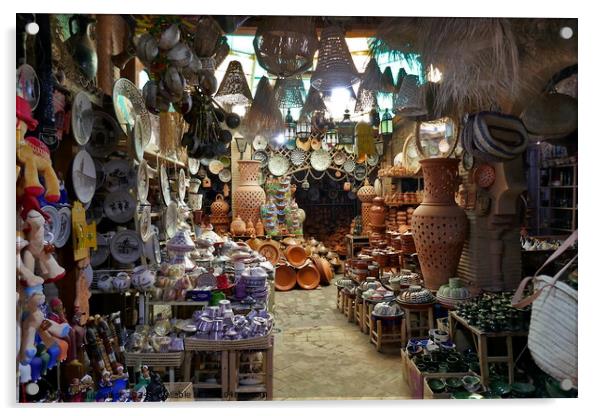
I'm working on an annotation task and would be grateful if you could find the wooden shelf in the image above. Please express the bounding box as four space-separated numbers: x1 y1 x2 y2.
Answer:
193 382 223 389
235 385 267 393
144 149 186 168
147 300 209 306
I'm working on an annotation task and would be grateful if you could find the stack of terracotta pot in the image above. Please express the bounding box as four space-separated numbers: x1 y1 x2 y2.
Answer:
275 240 334 291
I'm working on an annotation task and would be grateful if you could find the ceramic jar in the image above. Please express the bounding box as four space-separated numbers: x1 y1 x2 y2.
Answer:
411 158 467 290
131 266 156 291
398 285 435 304
210 194 229 216
65 15 98 80
369 197 387 231
233 160 266 224
230 215 246 236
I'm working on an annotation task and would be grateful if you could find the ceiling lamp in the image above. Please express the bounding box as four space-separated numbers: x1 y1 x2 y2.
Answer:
355 83 378 113
300 86 327 120
382 67 397 94
394 74 427 117
337 109 356 145
214 60 253 106
253 16 319 77
310 25 360 91
274 76 306 109
361 58 385 92
241 76 284 139
395 68 408 91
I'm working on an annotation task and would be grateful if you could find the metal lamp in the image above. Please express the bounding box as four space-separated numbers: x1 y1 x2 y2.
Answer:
296 114 311 142
337 109 356 145
380 108 393 139
235 135 248 160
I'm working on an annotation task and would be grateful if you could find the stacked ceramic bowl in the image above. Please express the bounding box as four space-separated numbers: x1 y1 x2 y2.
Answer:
260 198 278 236
242 266 269 301
396 285 436 305
191 304 273 341
274 177 290 226
436 278 477 308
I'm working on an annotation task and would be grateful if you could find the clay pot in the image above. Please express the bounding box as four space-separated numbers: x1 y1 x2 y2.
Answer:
232 160 266 224
210 194 229 216
230 215 246 236
296 264 320 290
285 245 307 268
411 158 467 290
255 219 264 237
66 15 98 80
275 265 297 291
369 197 387 230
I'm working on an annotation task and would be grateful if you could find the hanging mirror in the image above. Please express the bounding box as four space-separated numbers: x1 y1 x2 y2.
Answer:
415 117 458 159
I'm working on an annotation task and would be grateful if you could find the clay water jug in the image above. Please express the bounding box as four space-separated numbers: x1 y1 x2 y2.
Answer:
66 15 98 80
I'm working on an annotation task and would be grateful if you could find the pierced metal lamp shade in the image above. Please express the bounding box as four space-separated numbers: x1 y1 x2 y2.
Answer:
215 60 253 106
253 16 319 77
241 76 284 139
310 25 360 91
274 76 306 109
300 86 327 120
361 58 384 92
395 68 408 91
394 74 427 117
355 83 378 113
382 66 397 94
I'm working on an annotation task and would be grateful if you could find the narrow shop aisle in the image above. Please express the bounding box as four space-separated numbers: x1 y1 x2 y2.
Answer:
272 281 411 400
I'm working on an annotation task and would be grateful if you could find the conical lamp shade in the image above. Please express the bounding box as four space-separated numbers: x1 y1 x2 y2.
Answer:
361 58 384 92
310 25 360 91
300 86 327 119
241 76 284 138
395 68 408 91
274 76 306 109
394 74 427 117
355 83 378 113
382 66 397 94
215 60 253 106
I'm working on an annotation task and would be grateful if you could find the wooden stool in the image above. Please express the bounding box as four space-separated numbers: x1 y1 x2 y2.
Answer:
354 297 364 330
400 303 435 346
336 286 345 312
370 314 404 352
344 293 356 323
363 301 375 335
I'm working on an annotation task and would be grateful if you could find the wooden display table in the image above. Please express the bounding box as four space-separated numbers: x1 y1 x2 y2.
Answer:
345 234 370 259
124 351 184 383
398 302 435 346
448 311 528 387
370 313 404 352
354 296 365 331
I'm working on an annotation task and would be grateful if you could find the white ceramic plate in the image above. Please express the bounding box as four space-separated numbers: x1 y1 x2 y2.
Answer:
164 201 179 239
137 160 149 202
41 205 60 245
252 150 269 168
93 159 105 190
160 164 171 206
71 149 96 204
86 111 123 158
208 160 224 175
54 206 72 248
188 158 200 175
342 159 356 174
144 228 162 265
268 154 290 176
71 91 94 146
110 229 142 264
132 115 146 162
16 64 40 111
103 190 136 223
103 159 135 192
253 135 268 150
310 149 331 172
333 150 347 166
366 153 380 167
178 169 187 202
290 149 307 166
90 233 111 267
138 204 153 242
112 78 151 146
218 168 231 183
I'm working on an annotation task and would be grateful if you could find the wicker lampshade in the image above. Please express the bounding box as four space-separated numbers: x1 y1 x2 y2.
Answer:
274 76 306 109
300 86 327 119
310 25 360 91
241 76 284 138
395 68 408 91
361 58 384 92
382 66 397 94
394 74 427 117
253 16 319 77
194 16 223 58
355 83 378 113
215 60 253 106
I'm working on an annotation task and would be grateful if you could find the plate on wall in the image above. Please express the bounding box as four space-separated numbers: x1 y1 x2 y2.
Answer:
310 149 331 172
252 150 269 168
112 78 151 147
41 205 60 244
86 111 124 158
90 233 111 267
160 164 171 206
137 160 150 202
71 91 94 146
268 154 290 176
71 149 96 204
164 201 179 239
103 190 136 223
16 64 40 111
103 159 136 192
253 135 268 150
178 168 187 202
110 229 143 264
138 204 153 242
53 206 72 248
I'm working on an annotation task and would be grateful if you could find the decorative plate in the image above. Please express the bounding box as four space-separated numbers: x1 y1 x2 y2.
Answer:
110 229 143 264
366 153 380 167
310 137 322 151
285 139 296 150
290 149 307 166
402 134 422 175
310 149 331 172
164 201 179 238
144 227 162 265
333 150 347 166
138 204 153 242
474 163 496 188
208 160 224 175
160 164 171 206
218 168 231 183
131 115 146 162
393 152 404 166
296 137 311 151
53 206 72 248
200 158 211 167
103 190 136 223
219 155 231 168
268 154 290 176
103 159 135 192
188 158 200 175
137 160 149 202
16 64 40 111
90 233 111 267
71 91 94 146
344 144 355 154
257 240 281 266
252 150 269 168
93 158 105 191
86 111 123 158
41 205 60 245
253 135 268 150
178 169 187 202
343 159 356 174
112 78 151 147
354 164 367 181
462 150 474 171
71 149 96 204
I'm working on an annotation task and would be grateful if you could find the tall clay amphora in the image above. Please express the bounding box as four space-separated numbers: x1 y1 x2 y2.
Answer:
233 160 266 225
411 158 467 290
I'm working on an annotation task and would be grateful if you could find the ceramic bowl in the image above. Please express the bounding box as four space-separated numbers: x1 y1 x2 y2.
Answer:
462 375 481 393
445 377 463 390
427 378 446 393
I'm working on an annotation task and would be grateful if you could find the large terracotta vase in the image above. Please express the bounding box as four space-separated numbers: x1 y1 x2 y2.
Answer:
411 158 467 290
233 160 266 225
357 179 376 235
369 197 386 230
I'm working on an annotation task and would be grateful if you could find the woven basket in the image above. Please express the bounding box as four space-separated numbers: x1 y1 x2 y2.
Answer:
184 333 273 351
311 25 360 91
124 351 184 367
512 230 578 388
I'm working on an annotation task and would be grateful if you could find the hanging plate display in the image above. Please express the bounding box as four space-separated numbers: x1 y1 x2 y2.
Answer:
354 164 367 181
188 157 200 175
103 190 136 223
252 150 269 168
112 78 151 147
178 168 187 202
253 135 268 150
310 137 322 151
90 233 111 267
164 201 179 239
160 164 171 206
310 149 331 172
333 150 347 166
86 111 123 158
290 149 307 166
144 227 162 265
296 137 311 151
219 168 231 183
93 158 105 191
343 159 356 174
137 160 149 202
103 159 135 192
268 154 290 176
219 155 231 168
110 229 143 264
71 149 96 204
41 205 60 245
138 204 153 242
366 153 380 167
462 150 475 171
208 160 224 175
344 144 355 154
131 115 146 162
402 134 422 175
54 206 72 248
71 91 94 146
16 64 40 111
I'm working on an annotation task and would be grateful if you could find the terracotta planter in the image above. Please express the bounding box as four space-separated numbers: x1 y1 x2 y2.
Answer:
285 245 308 268
275 265 297 291
411 158 467 290
233 160 266 224
296 264 320 290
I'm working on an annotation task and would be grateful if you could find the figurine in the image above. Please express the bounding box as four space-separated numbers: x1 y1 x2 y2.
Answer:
80 374 96 402
48 298 78 363
99 370 113 388
144 371 169 402
16 230 44 292
134 364 151 391
21 210 65 283
112 365 129 382
67 377 84 402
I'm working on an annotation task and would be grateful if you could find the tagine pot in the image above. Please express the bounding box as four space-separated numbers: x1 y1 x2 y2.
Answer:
411 158 467 290
232 160 266 225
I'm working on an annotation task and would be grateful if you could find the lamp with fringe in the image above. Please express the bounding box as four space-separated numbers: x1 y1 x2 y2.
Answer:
382 66 397 94
241 76 284 139
214 60 253 106
394 74 427 117
310 25 360 91
274 76 306 109
300 86 327 120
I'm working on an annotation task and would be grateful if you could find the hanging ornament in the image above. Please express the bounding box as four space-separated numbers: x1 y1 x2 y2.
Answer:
214 60 253 106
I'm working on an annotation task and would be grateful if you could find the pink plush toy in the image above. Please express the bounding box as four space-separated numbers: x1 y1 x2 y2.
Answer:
22 210 65 283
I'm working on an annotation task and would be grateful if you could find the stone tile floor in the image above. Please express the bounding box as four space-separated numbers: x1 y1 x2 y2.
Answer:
271 281 412 400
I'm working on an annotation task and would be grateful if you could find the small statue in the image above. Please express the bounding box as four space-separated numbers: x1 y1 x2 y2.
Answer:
99 370 113 388
80 374 96 402
144 371 169 402
67 377 83 402
134 364 151 391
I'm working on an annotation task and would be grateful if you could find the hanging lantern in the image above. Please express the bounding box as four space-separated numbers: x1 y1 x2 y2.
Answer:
214 60 253 106
284 108 297 142
394 74 427 117
310 25 360 91
355 83 378 113
296 114 312 141
274 76 306 109
380 108 393 138
337 109 356 145
300 86 327 120
325 126 338 148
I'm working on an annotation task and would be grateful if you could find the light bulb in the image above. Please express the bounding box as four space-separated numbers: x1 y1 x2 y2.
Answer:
438 139 450 153
560 27 573 39
25 22 39 35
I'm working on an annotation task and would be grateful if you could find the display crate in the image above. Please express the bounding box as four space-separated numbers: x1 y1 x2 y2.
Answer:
228 336 274 401
422 372 479 399
165 382 194 402
183 350 229 400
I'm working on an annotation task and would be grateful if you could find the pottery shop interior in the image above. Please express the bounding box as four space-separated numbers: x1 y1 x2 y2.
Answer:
14 10 580 404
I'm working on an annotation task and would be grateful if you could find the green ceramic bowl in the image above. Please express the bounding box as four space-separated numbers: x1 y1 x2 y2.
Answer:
462 375 481 393
445 377 463 390
490 380 511 397
468 393 484 399
511 382 536 397
428 378 446 393
451 391 472 399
